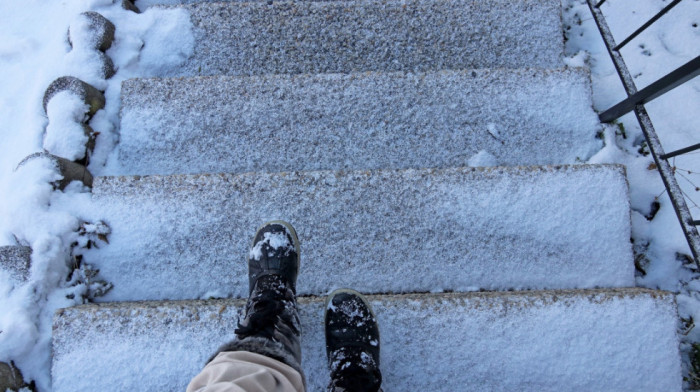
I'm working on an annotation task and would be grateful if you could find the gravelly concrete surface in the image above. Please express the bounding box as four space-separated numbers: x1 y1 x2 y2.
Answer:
0 246 31 283
170 0 563 76
83 164 633 301
112 68 600 175
52 289 680 391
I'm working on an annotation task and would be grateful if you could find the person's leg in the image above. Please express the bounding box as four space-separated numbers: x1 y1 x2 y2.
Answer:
187 351 303 392
325 289 382 392
187 221 305 392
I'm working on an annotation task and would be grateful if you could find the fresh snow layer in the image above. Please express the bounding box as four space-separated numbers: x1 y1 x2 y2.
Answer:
108 68 600 175
563 1 700 384
249 229 295 262
0 0 693 388
43 91 90 161
565 0 700 264
171 0 563 77
82 165 633 301
51 289 681 391
0 1 193 389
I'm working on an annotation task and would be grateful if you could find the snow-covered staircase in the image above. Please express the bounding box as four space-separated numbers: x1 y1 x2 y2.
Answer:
51 0 683 390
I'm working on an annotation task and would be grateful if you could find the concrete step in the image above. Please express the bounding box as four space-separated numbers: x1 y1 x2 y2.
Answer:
51 288 681 391
0 246 31 284
109 68 600 176
137 0 326 6
83 164 633 301
167 0 563 77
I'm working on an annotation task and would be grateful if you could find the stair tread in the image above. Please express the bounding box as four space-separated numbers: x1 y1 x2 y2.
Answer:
109 68 600 176
83 164 633 301
165 0 563 77
51 288 681 391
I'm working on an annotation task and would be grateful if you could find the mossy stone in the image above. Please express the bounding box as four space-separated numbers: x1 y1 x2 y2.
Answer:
122 0 140 13
0 361 28 391
43 76 105 118
16 152 93 189
68 12 115 52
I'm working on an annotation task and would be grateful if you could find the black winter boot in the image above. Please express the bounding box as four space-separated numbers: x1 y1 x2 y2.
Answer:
325 289 382 392
211 221 303 378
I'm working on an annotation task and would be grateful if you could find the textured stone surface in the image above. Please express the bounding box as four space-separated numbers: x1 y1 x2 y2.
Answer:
137 0 303 6
123 0 140 12
84 165 633 301
0 361 28 391
96 51 116 79
42 76 105 117
68 12 116 52
113 68 600 175
16 153 93 190
0 246 31 283
52 289 681 391
171 0 563 77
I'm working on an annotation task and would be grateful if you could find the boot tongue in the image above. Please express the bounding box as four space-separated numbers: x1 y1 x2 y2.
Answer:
235 275 298 339
234 291 283 338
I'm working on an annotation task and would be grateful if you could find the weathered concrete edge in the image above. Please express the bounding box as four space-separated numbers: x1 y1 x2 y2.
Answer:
92 163 627 195
119 66 591 93
54 287 674 321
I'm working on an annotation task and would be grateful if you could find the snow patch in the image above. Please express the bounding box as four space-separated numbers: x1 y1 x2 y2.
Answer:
468 150 499 167
103 7 194 77
249 230 293 261
564 0 700 385
44 91 90 161
0 1 195 389
564 50 589 68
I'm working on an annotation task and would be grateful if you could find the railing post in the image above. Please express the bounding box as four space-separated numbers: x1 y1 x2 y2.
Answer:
634 106 700 263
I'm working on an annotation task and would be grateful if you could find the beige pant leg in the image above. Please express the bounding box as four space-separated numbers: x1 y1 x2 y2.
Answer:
187 351 305 392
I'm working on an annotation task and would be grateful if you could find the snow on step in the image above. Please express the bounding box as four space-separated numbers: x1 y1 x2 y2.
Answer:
83 165 633 301
109 68 600 176
52 289 681 391
0 246 31 284
169 0 563 77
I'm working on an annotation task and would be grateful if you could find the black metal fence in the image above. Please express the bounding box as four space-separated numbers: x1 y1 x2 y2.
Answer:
586 0 700 264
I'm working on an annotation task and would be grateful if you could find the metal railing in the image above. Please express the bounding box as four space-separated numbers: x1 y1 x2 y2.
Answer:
586 0 700 264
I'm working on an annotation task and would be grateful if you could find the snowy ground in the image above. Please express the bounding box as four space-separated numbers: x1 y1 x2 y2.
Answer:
0 1 193 389
0 0 697 390
562 0 700 387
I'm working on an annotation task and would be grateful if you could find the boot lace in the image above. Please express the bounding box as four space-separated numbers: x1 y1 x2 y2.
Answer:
235 275 300 340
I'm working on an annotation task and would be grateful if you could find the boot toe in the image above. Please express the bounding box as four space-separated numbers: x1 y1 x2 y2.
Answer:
248 220 300 293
